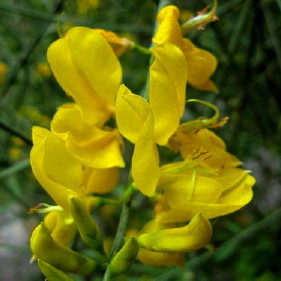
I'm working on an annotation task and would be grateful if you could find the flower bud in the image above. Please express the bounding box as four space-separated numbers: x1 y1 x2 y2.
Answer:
137 213 212 253
109 237 139 275
37 259 74 281
68 196 102 249
30 222 96 275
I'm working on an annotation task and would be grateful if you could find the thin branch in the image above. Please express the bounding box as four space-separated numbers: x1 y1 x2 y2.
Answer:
0 0 64 103
0 158 30 179
0 121 32 146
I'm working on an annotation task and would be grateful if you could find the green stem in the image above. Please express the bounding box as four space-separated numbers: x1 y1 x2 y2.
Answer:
132 43 151 55
102 267 111 281
0 158 30 179
0 122 32 146
101 184 136 280
181 0 218 34
108 200 130 259
186 99 219 126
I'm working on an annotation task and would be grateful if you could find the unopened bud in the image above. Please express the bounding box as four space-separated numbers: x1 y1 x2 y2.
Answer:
30 222 96 275
137 213 212 253
37 259 74 281
68 196 102 249
109 237 139 275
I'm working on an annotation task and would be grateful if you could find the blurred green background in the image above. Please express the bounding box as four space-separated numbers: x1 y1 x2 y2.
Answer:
0 0 280 280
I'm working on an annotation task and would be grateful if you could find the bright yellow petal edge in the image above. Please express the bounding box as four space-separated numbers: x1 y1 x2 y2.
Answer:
47 26 122 123
116 85 160 197
137 213 212 252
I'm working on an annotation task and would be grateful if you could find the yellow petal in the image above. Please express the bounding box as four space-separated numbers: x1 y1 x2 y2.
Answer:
159 172 224 206
51 104 124 169
157 174 255 223
137 213 212 252
182 38 217 90
81 167 119 194
169 128 241 169
115 85 149 144
131 105 160 197
153 5 183 48
51 103 104 136
218 173 255 205
193 79 218 92
30 127 84 211
66 128 124 169
47 27 121 123
149 43 187 145
30 223 96 275
94 29 133 56
44 210 76 245
137 249 184 267
136 219 184 266
115 85 160 196
218 168 249 191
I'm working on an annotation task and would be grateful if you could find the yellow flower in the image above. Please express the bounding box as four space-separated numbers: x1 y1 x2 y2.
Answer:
137 248 184 267
116 40 186 195
116 85 160 196
136 219 184 267
30 126 119 211
30 222 96 275
149 42 187 145
51 103 123 169
44 210 76 245
30 126 118 247
157 166 254 223
154 128 255 223
137 213 212 253
153 5 217 92
47 27 124 168
168 128 241 169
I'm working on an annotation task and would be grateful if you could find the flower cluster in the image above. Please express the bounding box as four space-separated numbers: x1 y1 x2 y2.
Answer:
29 4 255 280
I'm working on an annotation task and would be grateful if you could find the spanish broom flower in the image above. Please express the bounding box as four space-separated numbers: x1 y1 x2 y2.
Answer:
47 27 124 169
116 85 160 197
153 5 217 91
154 128 255 223
29 126 117 246
28 1 256 277
136 213 211 266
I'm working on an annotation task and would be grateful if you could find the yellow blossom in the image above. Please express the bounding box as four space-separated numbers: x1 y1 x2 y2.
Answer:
154 129 255 223
47 27 124 168
137 213 212 253
44 210 76 245
136 219 184 267
30 222 96 275
30 126 118 247
116 85 160 196
30 126 119 211
153 5 217 91
168 128 241 169
149 42 187 145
